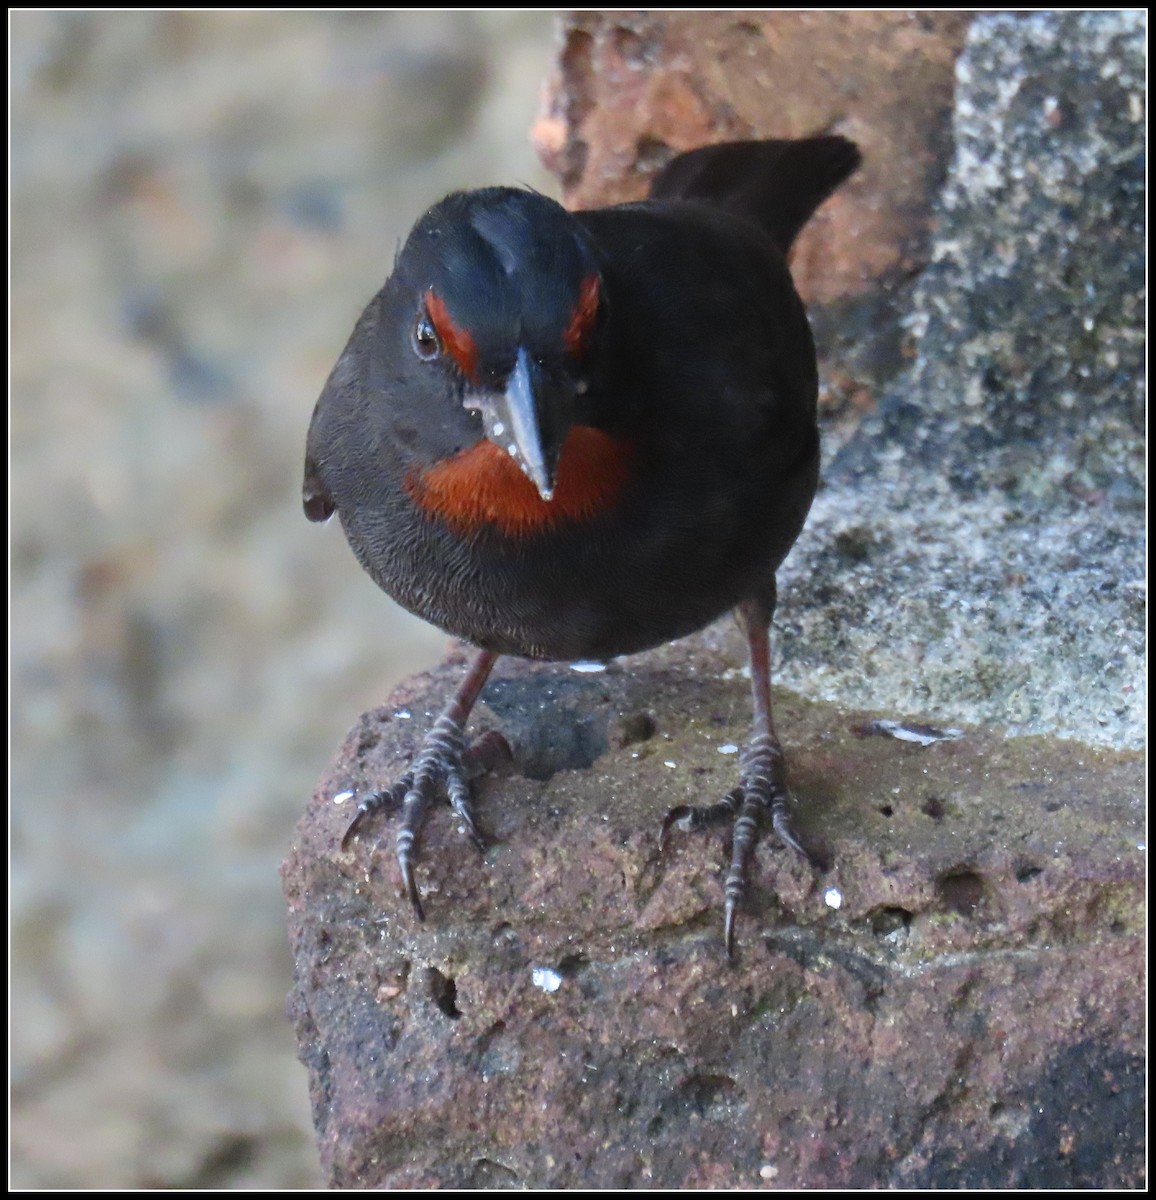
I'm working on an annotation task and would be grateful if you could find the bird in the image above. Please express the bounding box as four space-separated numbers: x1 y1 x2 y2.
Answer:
303 135 861 955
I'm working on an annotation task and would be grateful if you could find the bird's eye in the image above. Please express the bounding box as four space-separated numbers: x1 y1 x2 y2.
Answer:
412 316 441 361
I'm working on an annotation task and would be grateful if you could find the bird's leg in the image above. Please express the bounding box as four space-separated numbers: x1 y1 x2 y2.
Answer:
661 598 809 956
341 649 510 920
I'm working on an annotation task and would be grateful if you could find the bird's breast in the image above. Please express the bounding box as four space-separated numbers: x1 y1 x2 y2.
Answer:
405 425 633 537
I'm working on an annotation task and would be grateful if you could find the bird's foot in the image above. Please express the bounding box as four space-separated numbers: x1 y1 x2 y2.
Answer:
341 721 511 920
661 732 809 957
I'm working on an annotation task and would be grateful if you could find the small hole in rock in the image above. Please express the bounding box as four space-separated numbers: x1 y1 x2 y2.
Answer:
868 906 913 936
634 135 673 172
615 711 657 748
937 869 985 917
466 1159 520 1188
426 967 462 1019
833 527 875 563
556 953 586 978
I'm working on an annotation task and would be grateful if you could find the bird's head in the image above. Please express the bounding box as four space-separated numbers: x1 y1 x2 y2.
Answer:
387 187 604 501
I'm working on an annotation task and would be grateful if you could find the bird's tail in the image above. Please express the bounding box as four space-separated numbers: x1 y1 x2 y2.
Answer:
648 135 861 256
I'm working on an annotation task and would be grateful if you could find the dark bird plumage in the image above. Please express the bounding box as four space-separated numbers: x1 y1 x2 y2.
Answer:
304 135 861 953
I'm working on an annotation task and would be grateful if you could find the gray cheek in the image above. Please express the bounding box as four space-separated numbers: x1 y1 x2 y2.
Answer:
389 421 421 451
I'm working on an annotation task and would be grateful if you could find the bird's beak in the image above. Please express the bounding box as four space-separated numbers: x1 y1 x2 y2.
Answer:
471 347 572 501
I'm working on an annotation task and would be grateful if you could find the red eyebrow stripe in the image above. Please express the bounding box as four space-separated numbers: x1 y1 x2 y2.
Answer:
426 290 479 379
564 273 601 357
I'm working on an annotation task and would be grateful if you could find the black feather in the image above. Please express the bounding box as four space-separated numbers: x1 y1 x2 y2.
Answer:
648 136 862 255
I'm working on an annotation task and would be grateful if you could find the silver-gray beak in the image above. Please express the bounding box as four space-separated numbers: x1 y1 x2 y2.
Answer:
469 347 571 501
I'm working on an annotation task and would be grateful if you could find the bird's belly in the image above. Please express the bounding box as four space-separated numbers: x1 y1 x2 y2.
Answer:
345 483 804 661
404 550 735 661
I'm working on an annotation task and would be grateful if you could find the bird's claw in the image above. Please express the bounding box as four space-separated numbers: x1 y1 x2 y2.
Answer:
341 779 409 852
660 789 742 851
660 735 809 957
340 723 512 919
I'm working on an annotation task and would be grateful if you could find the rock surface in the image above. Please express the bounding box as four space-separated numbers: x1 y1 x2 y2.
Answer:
782 11 1145 749
285 639 1144 1188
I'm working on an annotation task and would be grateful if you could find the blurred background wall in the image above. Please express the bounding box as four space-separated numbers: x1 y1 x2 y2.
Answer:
10 11 558 1187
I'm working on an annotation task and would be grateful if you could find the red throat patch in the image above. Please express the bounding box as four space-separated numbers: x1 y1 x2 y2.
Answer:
406 425 632 536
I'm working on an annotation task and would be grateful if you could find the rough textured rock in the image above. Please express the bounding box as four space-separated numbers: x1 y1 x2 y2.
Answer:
284 639 1144 1188
781 11 1145 749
